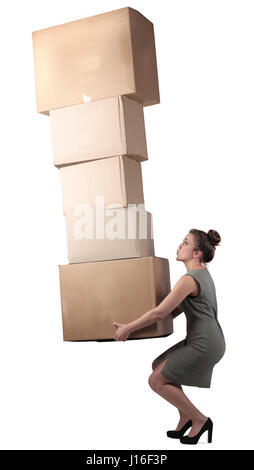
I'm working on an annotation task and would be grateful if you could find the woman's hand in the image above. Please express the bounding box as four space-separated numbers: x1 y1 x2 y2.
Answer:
113 322 132 341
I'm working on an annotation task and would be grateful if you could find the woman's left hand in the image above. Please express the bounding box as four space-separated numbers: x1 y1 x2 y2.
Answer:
113 322 131 341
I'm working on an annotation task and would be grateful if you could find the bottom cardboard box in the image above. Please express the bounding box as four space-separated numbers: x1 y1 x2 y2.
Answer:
59 256 173 341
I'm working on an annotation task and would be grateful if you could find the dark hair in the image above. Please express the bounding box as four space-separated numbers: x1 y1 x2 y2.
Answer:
189 228 221 263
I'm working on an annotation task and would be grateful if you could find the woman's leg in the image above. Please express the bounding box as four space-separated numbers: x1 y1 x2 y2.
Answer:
149 358 208 436
152 360 188 431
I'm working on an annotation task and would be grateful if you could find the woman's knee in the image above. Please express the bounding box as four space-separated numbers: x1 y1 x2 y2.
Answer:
151 360 159 371
148 372 158 390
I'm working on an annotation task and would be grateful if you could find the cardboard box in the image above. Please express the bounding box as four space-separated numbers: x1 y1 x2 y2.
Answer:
60 156 144 215
59 256 173 341
32 7 160 115
50 96 148 167
65 205 154 263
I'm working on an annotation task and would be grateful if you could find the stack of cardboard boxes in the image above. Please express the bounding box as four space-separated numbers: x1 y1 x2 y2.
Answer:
32 7 173 341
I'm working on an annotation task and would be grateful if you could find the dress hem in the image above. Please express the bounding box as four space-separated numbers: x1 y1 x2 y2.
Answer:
160 368 211 389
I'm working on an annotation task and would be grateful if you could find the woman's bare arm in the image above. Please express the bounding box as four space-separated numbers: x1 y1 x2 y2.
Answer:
155 275 196 320
127 275 195 333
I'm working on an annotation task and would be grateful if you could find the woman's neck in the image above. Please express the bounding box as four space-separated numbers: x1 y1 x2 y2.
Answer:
184 261 206 272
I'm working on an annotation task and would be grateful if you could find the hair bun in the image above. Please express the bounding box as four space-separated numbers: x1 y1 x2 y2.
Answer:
207 229 221 247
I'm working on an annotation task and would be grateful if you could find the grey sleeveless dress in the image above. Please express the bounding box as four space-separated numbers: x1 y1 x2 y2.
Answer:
153 268 226 388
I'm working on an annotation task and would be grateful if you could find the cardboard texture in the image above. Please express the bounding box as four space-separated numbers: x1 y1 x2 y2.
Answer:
60 156 144 215
32 7 160 114
59 256 173 341
64 205 154 263
50 96 148 167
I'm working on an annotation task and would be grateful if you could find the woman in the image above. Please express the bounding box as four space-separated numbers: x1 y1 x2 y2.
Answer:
113 228 226 445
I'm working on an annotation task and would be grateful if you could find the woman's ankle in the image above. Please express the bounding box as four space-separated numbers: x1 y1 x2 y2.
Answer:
191 415 208 425
179 411 190 421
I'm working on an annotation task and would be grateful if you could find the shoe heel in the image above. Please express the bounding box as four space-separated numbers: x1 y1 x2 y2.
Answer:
208 423 213 443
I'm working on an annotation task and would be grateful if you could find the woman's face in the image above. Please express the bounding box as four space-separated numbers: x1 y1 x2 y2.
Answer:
176 233 201 262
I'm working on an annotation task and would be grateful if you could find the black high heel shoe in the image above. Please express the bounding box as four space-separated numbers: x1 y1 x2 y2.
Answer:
166 420 192 439
180 417 213 444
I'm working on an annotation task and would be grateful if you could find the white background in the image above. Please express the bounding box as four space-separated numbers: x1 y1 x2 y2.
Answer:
0 0 253 450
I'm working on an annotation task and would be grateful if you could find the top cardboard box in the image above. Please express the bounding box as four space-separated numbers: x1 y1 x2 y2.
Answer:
32 7 160 115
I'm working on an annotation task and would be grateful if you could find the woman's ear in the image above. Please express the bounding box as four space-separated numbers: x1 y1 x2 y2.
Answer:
193 249 202 259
